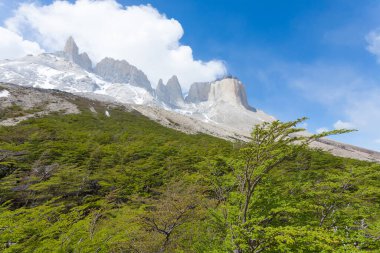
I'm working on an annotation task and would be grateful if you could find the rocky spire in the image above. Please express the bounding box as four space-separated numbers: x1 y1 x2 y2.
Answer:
155 75 185 107
166 75 184 105
64 36 79 61
63 36 92 72
156 79 169 102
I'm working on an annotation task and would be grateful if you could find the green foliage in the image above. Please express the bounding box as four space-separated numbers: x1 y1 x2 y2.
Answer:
210 118 378 252
0 107 379 252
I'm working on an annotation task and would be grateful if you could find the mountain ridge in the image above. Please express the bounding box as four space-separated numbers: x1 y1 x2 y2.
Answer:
0 37 272 132
0 37 379 162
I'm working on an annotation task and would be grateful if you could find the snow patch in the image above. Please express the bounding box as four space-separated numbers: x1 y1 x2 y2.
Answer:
89 106 97 114
0 89 10 98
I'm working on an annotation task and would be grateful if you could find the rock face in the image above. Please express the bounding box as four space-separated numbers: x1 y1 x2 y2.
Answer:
156 79 169 103
63 36 152 92
63 36 78 61
186 78 256 111
94 57 152 92
208 78 255 111
77 52 92 72
185 82 211 103
64 37 93 71
155 75 184 107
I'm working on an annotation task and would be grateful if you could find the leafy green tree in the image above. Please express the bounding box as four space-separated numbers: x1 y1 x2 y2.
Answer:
216 118 352 252
139 180 203 253
1 100 379 252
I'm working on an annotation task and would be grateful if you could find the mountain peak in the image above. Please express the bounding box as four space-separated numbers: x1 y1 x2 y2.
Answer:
167 75 179 85
94 57 152 91
209 78 256 111
186 77 256 111
63 36 92 71
157 79 165 88
64 36 79 60
155 75 184 107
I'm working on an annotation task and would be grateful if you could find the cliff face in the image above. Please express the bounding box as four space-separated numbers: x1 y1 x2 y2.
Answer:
94 57 152 92
207 78 256 111
185 82 211 103
186 78 256 111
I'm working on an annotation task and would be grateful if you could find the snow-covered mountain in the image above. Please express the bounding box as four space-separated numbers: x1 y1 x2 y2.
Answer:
0 37 274 134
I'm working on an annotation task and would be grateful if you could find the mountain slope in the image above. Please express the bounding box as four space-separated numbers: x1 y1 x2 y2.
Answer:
0 83 379 252
1 83 380 164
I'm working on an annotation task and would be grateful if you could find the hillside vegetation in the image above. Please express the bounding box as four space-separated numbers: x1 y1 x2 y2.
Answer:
0 100 379 252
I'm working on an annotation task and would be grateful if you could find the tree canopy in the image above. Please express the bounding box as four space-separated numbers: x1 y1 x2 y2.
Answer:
0 105 379 252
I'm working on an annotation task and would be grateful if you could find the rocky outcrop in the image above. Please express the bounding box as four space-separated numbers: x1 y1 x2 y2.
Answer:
0 83 79 126
64 37 93 71
155 75 184 107
186 77 255 111
94 57 152 92
208 78 255 111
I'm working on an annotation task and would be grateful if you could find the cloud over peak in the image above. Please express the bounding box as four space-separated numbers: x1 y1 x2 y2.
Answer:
1 0 226 89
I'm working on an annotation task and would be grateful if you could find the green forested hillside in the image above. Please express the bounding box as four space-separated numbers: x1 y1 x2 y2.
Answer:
0 102 379 252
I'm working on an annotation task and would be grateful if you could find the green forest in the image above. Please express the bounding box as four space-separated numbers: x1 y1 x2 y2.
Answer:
0 101 379 252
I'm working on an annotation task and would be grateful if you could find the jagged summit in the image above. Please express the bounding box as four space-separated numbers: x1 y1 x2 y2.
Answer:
0 36 269 140
156 79 167 102
156 75 185 107
63 37 92 71
60 37 254 112
62 37 153 92
94 57 152 92
64 36 78 60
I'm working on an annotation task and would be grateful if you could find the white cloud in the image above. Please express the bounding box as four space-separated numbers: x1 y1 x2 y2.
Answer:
4 0 226 89
366 30 380 62
316 127 329 134
283 64 380 132
333 120 355 130
375 139 380 144
0 27 43 59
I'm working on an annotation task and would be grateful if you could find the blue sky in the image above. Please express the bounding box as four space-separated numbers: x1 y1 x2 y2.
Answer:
1 0 380 150
123 0 380 150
